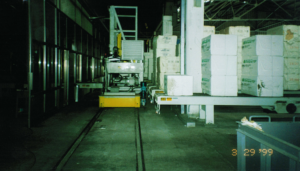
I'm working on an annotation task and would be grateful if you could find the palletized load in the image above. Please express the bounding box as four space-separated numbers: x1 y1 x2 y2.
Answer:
201 55 237 76
242 56 284 76
241 76 283 97
153 35 177 84
157 57 180 73
267 25 300 57
242 35 283 56
219 26 251 90
164 75 193 95
202 35 238 57
201 75 237 96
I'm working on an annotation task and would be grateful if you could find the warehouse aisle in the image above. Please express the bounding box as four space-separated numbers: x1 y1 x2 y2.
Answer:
63 108 137 170
5 98 295 171
61 103 239 171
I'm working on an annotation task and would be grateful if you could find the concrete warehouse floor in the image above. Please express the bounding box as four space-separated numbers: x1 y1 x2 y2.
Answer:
0 95 296 171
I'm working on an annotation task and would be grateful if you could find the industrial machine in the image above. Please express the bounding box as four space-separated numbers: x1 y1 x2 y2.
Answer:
99 6 146 108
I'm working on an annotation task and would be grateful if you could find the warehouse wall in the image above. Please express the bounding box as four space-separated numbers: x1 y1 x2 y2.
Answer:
0 0 106 127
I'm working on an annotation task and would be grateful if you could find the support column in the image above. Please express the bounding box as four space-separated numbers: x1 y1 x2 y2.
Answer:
185 0 204 118
28 0 32 128
205 104 214 124
200 105 205 119
186 0 204 93
180 0 186 114
109 6 115 54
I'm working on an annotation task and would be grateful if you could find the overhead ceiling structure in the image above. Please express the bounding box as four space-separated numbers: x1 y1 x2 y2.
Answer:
80 0 300 38
203 0 300 31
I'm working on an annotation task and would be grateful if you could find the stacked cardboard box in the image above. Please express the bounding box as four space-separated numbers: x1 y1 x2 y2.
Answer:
163 16 173 36
153 35 177 84
201 34 238 96
143 50 153 78
157 57 180 89
241 35 284 96
220 26 251 90
267 25 300 90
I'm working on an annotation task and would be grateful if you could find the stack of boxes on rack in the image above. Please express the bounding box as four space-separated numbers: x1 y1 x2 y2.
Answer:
220 26 251 90
241 35 284 96
267 25 300 90
157 56 180 89
153 35 178 85
201 35 238 96
143 50 153 80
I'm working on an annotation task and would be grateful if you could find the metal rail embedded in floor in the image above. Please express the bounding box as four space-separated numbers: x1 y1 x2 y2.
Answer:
53 108 145 171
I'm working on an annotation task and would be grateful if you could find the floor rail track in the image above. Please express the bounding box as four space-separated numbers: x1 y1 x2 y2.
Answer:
53 108 104 171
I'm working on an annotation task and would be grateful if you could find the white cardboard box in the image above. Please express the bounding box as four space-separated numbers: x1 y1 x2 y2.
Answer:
201 55 237 76
242 56 283 76
220 26 250 37
242 35 283 56
202 75 237 96
202 35 238 57
241 76 283 96
158 72 180 89
284 57 300 74
164 75 193 95
163 16 173 36
284 74 300 90
267 25 299 41
203 26 215 38
156 35 177 46
157 57 180 73
155 47 176 58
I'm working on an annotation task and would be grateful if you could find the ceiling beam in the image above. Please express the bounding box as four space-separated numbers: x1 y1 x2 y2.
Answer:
204 18 300 21
210 2 229 19
238 0 266 18
272 1 293 17
256 1 288 27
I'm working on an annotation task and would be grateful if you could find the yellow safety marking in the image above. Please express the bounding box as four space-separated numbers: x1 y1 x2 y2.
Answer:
99 95 140 108
167 98 172 101
161 98 166 101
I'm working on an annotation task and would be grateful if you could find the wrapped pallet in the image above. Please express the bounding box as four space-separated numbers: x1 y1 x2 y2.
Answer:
220 26 250 90
201 34 238 96
241 35 284 97
267 25 300 90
